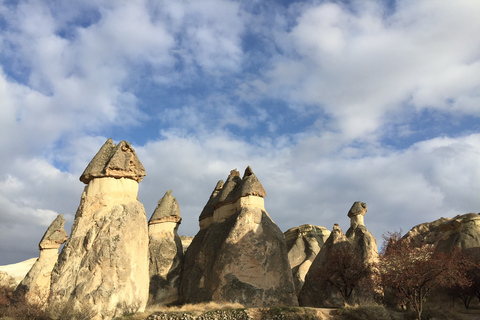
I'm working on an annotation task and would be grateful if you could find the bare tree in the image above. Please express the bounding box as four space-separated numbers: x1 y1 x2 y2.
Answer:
380 231 472 320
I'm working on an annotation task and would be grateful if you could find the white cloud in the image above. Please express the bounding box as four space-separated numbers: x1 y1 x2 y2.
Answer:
253 0 480 142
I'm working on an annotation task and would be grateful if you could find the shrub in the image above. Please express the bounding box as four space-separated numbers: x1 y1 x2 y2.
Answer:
340 305 398 320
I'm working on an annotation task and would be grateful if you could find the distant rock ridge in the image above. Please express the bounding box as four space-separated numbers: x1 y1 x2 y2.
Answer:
402 212 480 255
148 190 183 305
80 138 146 184
181 166 298 307
15 214 68 307
50 139 149 319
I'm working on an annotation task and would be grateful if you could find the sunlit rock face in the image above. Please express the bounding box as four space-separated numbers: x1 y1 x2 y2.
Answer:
148 190 183 305
49 139 149 320
14 215 68 307
346 202 378 264
300 202 379 307
284 224 330 295
403 212 480 257
180 167 298 307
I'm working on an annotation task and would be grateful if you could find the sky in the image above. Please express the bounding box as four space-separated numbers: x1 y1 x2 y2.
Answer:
1 0 480 265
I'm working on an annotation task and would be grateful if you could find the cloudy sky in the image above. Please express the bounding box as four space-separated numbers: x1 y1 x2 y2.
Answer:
1 0 480 265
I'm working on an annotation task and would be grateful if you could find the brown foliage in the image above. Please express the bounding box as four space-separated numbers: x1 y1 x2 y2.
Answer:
380 231 472 320
315 242 376 305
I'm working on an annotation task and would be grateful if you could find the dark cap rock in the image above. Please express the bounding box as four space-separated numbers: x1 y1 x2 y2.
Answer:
80 139 146 184
347 201 367 218
39 214 68 250
149 190 182 225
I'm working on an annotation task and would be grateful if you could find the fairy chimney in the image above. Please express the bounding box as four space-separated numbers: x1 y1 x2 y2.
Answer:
49 139 149 319
148 190 183 305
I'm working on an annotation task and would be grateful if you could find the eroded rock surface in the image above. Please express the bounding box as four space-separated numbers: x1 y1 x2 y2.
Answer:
14 214 68 307
403 212 480 256
346 202 378 264
49 140 149 319
298 224 352 307
180 167 298 307
148 190 183 305
284 224 330 295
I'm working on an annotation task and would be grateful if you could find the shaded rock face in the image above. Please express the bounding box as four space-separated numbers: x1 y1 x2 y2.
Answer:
284 224 330 295
50 140 149 319
403 212 480 256
299 224 352 307
180 167 298 307
148 190 183 305
14 214 68 307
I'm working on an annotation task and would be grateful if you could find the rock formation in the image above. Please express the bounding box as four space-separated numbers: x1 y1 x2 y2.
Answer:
49 139 149 319
148 190 183 305
14 215 68 307
180 167 298 307
298 224 352 307
299 202 379 307
345 201 378 264
284 224 330 295
403 212 480 256
180 236 193 254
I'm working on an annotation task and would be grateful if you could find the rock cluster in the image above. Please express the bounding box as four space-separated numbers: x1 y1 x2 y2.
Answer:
14 215 68 307
180 167 298 307
284 224 330 295
148 190 183 305
298 201 378 307
49 139 149 319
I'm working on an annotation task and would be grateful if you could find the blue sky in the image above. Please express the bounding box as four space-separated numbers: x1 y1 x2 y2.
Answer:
1 0 480 265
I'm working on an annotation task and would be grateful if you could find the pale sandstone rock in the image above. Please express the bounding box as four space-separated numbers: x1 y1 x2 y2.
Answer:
346 202 378 264
347 201 367 227
148 190 183 305
180 236 193 254
180 167 298 307
403 212 480 256
14 215 68 307
50 140 149 320
299 224 352 307
284 224 330 295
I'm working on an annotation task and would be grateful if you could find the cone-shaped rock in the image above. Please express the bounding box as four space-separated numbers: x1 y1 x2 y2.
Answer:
199 180 224 229
148 190 183 305
284 224 330 295
14 215 68 307
80 138 146 184
180 166 297 307
50 139 149 319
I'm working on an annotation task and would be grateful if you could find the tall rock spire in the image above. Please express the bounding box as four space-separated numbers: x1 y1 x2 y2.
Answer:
50 139 149 319
148 190 184 305
181 166 297 307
